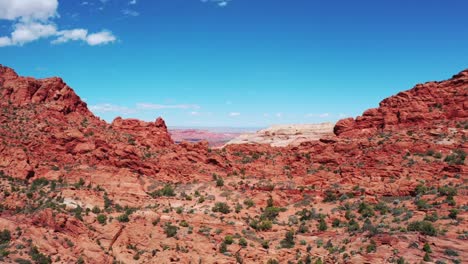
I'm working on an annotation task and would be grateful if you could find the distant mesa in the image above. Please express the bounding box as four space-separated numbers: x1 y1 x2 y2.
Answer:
226 123 335 147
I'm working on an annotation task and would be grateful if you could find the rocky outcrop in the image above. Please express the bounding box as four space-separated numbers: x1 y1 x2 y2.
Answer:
227 123 335 147
0 66 90 116
335 70 468 136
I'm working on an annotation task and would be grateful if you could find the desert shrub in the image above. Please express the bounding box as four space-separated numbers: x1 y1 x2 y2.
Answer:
216 178 224 187
414 184 428 195
280 229 295 249
358 202 375 217
347 219 360 232
407 221 437 236
317 217 327 231
298 223 309 233
164 224 178 238
243 199 255 208
0 229 11 244
424 212 439 222
396 257 406 264
117 213 130 223
250 219 272 231
97 214 107 225
444 149 466 165
212 202 231 214
323 190 337 202
444 248 459 256
448 209 459 220
423 243 432 253
415 199 432 210
438 185 457 197
91 206 101 214
238 238 247 247
261 206 282 221
332 219 341 228
366 240 377 253
30 178 49 190
150 185 176 198
29 246 51 264
374 202 389 215
423 253 431 262
219 242 228 253
224 235 234 245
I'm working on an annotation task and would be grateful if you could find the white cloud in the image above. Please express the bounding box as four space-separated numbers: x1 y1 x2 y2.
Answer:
306 113 331 118
0 0 58 21
0 0 117 47
52 28 87 44
122 9 139 17
90 102 203 116
201 0 231 7
137 103 200 110
0 22 57 46
229 112 240 117
129 0 137 5
86 30 116 46
89 103 137 115
276 113 283 118
0 36 12 47
51 29 116 46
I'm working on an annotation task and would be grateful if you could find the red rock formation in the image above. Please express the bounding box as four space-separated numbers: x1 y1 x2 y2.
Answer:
335 70 468 136
0 65 466 264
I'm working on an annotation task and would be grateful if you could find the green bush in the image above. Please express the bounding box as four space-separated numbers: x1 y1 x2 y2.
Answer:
323 190 337 202
407 221 437 236
150 185 176 198
243 199 255 208
250 219 272 231
416 199 432 210
318 217 327 231
444 149 466 165
444 248 459 256
224 235 234 245
97 214 107 225
358 202 375 217
216 178 224 187
261 206 281 221
29 246 51 264
448 209 459 220
280 229 295 249
239 237 248 248
219 242 228 253
347 219 360 232
423 243 432 253
212 202 231 214
366 240 376 253
117 213 130 223
0 229 11 244
164 224 178 238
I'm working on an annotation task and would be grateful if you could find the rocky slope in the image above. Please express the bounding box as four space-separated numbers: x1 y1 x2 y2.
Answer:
0 65 466 264
226 123 335 147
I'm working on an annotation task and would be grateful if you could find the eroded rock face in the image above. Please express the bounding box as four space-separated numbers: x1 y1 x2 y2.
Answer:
0 65 466 264
227 123 335 147
334 70 468 137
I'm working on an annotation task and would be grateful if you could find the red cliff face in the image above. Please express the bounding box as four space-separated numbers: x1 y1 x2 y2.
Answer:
0 66 90 116
0 65 175 179
334 70 468 136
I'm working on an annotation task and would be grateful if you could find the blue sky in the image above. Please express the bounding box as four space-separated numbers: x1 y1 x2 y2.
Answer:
0 0 467 127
